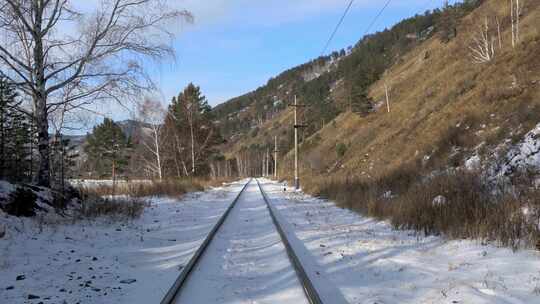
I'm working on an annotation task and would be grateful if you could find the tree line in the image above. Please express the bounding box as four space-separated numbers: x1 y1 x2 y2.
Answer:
0 75 78 189
82 83 230 181
0 0 192 190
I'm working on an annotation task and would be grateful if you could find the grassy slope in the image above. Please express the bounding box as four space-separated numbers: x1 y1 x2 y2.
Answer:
224 0 540 185
220 1 540 247
287 0 540 186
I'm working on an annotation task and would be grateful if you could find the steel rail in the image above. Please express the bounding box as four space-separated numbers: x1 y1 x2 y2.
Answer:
160 178 252 304
255 179 324 304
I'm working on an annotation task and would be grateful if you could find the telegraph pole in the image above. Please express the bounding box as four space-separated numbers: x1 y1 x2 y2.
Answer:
290 95 307 190
262 152 266 177
294 96 299 189
274 136 278 179
385 82 391 113
266 147 270 177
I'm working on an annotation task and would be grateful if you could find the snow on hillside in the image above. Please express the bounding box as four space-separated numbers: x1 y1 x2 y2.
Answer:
0 181 246 304
260 179 540 304
500 122 540 177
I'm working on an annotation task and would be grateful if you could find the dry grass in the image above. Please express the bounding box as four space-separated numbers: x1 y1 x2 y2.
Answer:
75 178 234 220
308 167 540 251
78 194 148 220
80 179 207 198
85 177 237 198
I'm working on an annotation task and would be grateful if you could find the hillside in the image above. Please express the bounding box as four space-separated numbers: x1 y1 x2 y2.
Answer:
215 0 539 180
214 0 540 247
213 1 482 165
301 0 539 176
300 0 539 180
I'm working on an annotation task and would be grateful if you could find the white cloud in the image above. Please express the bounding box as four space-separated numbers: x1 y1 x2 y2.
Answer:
69 0 445 32
177 0 440 29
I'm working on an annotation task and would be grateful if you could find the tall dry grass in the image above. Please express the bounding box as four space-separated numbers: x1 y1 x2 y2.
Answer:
310 167 540 251
75 178 233 220
79 179 204 198
78 195 149 220
78 177 237 198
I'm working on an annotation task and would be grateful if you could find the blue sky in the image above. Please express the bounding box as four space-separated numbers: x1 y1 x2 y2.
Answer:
150 0 454 107
83 0 457 131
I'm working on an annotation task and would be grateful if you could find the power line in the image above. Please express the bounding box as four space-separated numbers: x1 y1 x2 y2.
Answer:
321 0 395 56
361 0 393 39
321 0 355 56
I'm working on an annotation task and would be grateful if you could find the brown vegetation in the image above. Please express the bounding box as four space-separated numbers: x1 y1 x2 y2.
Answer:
78 195 148 220
306 167 540 251
75 177 234 220
78 178 233 198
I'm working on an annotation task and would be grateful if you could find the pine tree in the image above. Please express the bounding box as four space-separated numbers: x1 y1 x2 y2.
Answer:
51 134 79 188
0 76 33 182
345 72 374 115
350 86 374 115
438 1 458 43
163 83 221 176
84 118 131 180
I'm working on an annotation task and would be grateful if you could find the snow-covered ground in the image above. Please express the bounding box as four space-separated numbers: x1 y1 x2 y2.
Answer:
2 178 539 304
260 179 540 304
0 180 246 304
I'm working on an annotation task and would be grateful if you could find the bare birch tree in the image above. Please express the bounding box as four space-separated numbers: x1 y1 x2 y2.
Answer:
469 17 495 64
510 0 523 48
495 16 502 49
137 97 164 180
0 0 192 186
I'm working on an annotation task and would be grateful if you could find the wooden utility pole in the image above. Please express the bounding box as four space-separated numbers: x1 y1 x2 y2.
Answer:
274 136 278 179
262 152 265 177
385 82 391 113
266 147 270 177
294 96 299 189
112 159 116 196
290 95 307 190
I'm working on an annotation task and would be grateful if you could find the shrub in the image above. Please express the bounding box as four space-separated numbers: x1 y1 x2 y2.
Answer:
336 142 347 158
3 187 39 217
79 194 148 220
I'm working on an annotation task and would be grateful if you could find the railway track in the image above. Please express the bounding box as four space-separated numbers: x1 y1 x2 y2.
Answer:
160 178 326 304
159 178 251 304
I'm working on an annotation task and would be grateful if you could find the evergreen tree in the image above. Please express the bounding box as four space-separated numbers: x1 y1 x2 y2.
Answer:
163 83 222 176
84 118 131 179
438 1 458 43
51 134 79 187
0 76 32 182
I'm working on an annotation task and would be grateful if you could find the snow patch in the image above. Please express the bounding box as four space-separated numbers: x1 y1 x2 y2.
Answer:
432 195 447 206
465 155 481 171
499 123 540 176
0 181 15 204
